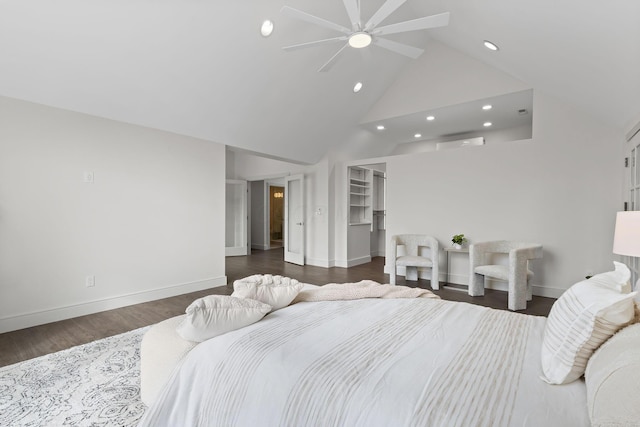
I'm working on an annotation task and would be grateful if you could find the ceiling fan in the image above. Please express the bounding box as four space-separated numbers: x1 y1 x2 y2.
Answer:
281 0 450 72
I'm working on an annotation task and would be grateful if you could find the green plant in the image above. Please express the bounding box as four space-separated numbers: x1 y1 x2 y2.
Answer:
451 234 467 245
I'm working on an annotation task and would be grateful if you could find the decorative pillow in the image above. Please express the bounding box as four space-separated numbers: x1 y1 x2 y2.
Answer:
585 323 640 426
232 274 304 311
586 261 631 293
541 265 636 385
176 295 271 342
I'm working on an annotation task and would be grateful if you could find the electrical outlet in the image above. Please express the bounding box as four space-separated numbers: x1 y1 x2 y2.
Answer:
86 275 95 287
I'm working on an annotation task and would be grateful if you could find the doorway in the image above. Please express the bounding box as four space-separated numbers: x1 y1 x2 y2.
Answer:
269 186 284 248
346 162 386 266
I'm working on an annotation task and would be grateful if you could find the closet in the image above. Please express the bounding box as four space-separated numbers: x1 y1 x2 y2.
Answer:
347 164 386 265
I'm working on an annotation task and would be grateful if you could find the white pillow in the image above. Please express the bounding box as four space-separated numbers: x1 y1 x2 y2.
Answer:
541 266 636 384
176 295 271 342
232 274 304 311
585 323 640 426
587 261 631 293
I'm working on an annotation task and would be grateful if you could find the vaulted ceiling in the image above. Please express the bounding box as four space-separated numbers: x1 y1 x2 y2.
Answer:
1 0 638 164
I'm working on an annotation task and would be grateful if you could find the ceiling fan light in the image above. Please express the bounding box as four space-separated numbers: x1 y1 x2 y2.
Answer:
261 20 274 37
483 40 499 51
348 32 372 48
260 19 273 37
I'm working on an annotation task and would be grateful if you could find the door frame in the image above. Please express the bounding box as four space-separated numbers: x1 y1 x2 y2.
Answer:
284 174 305 265
225 179 249 257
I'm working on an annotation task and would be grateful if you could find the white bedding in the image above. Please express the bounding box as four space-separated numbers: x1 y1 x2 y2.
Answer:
140 298 589 427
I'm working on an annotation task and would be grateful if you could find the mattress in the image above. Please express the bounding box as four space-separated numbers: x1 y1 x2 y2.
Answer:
140 298 589 426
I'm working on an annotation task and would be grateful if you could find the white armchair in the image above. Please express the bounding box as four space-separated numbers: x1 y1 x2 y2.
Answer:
389 234 439 290
468 241 543 311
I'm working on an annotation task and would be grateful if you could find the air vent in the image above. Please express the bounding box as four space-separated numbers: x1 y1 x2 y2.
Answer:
518 109 528 115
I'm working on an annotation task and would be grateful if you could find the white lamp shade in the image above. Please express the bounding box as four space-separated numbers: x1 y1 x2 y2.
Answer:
613 211 640 256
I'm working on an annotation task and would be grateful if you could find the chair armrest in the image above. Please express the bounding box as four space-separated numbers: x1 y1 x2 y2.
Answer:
509 245 543 262
469 243 488 269
425 236 439 256
389 236 399 264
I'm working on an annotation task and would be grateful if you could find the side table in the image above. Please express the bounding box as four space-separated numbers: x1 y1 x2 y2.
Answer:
443 247 469 290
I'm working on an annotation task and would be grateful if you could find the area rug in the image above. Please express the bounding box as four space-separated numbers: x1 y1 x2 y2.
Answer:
0 327 149 426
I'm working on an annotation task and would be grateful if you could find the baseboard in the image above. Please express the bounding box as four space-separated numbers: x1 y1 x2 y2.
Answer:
0 276 227 334
334 259 348 268
531 285 565 299
347 256 371 267
444 272 468 285
384 267 563 299
306 257 332 268
251 244 269 250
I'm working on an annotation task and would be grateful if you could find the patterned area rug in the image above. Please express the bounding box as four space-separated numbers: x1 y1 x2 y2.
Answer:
0 327 149 426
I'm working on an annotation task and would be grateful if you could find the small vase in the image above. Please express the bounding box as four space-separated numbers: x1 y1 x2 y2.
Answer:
453 243 462 250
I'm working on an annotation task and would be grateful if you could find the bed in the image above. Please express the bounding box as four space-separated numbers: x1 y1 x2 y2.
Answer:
139 295 592 426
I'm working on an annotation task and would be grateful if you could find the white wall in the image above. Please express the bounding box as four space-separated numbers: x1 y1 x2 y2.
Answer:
0 97 226 333
362 41 530 124
391 124 533 156
385 91 623 297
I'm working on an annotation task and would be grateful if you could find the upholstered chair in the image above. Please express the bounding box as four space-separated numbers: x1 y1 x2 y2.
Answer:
468 241 543 311
389 234 439 290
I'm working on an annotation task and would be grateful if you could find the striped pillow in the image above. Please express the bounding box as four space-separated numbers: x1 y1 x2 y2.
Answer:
541 272 636 384
585 323 640 426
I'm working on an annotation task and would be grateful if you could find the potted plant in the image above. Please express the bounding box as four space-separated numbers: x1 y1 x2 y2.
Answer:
451 234 468 250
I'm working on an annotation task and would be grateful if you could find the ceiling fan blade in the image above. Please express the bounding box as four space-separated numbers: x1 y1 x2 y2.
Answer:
318 43 350 72
374 12 450 36
374 37 424 59
342 0 361 29
364 0 407 31
283 36 348 51
281 6 351 35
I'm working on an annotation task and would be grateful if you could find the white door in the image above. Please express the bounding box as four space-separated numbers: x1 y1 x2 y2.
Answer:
225 179 248 256
284 174 305 265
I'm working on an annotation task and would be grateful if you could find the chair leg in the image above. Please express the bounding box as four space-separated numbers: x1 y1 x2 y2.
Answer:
390 267 396 285
431 267 439 290
469 273 485 297
509 278 527 311
526 279 533 301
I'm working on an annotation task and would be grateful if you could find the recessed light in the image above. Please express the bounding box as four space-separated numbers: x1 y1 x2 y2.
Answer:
261 20 274 37
426 115 435 121
483 40 499 51
483 122 492 127
376 125 385 131
482 104 492 110
353 82 363 93
348 32 372 48
414 133 422 138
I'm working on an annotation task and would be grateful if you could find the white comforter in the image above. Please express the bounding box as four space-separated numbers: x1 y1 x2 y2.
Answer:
140 298 589 427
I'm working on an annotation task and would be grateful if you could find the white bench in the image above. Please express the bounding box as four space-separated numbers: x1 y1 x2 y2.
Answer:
140 315 198 406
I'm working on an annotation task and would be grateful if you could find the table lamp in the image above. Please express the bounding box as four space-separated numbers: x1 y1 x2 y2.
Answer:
612 211 640 290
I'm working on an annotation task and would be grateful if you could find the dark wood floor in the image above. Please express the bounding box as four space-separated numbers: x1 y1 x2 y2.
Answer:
0 248 555 367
